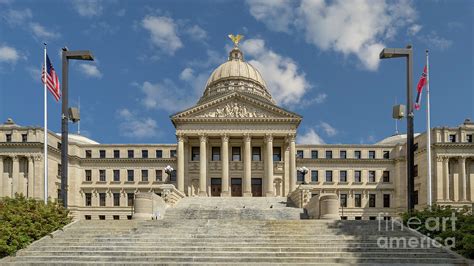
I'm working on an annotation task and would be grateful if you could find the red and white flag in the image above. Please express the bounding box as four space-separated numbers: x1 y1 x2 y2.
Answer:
414 65 427 110
41 54 61 101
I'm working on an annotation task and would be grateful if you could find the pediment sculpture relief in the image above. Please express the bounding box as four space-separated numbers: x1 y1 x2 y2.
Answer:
196 102 270 118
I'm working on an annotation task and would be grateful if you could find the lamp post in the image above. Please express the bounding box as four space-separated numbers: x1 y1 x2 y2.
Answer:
379 45 415 213
164 165 174 181
297 166 309 185
61 48 94 208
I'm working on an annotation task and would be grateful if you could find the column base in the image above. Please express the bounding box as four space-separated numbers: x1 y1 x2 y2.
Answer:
243 192 253 197
198 191 208 197
220 191 231 197
265 191 274 197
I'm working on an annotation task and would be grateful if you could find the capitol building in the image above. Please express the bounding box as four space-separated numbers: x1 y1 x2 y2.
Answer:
1 45 473 221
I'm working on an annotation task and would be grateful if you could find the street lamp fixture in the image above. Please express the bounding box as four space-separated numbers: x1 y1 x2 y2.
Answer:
60 48 94 208
379 44 416 213
297 166 309 185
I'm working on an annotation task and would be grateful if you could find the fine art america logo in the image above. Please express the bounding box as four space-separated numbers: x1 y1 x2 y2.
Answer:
376 212 456 249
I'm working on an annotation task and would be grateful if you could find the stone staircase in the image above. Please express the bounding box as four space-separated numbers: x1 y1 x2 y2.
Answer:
2 197 469 265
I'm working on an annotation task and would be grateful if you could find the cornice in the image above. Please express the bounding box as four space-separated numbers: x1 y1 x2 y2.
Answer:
80 158 177 164
297 158 394 164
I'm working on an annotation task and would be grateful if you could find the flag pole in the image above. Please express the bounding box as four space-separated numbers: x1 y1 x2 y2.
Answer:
43 43 48 204
426 49 432 209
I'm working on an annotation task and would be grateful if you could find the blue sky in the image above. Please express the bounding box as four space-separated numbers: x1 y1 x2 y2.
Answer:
0 0 472 144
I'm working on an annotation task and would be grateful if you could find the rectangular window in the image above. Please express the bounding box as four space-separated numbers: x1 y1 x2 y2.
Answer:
311 150 318 159
325 170 333 182
383 171 390 183
449 134 456 143
383 194 390 208
369 194 376 208
297 171 304 183
232 147 241 161
85 150 92 158
22 134 27 142
156 150 163 158
99 150 106 158
127 193 134 207
354 194 362 207
354 171 362 183
170 150 177 158
6 134 11 142
369 151 376 159
85 193 92 206
311 170 318 182
128 150 134 158
467 134 473 143
340 194 347 207
113 215 119 220
354 150 361 159
57 163 61 177
325 150 333 159
414 165 418 177
340 170 347 182
340 150 347 159
57 142 61 150
414 190 419 205
273 147 282 161
113 170 120 182
141 169 148 182
170 170 177 182
156 169 162 181
114 150 120 158
127 170 134 182
383 151 390 159
368 171 376 183
355 216 362 220
113 193 120 206
191 147 200 161
99 193 106 206
99 169 106 182
296 150 304 159
252 147 261 161
85 215 91 220
212 147 220 161
85 170 92 182
99 215 105 220
142 150 148 158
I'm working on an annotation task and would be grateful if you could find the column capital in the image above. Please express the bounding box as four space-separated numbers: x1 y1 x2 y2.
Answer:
243 133 251 142
12 155 19 162
34 154 43 161
264 134 273 143
199 133 208 143
221 133 229 142
176 133 187 142
458 155 467 161
437 156 444 162
286 133 296 143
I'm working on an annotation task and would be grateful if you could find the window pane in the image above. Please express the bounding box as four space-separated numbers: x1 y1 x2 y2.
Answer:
156 150 163 158
273 147 282 161
127 170 134 182
156 170 162 181
340 171 347 182
296 150 303 159
142 150 148 158
355 171 361 183
325 171 333 182
212 147 220 161
311 170 318 182
355 194 361 207
340 151 346 159
113 170 120 182
311 150 318 159
232 147 241 161
326 151 332 159
192 147 200 161
252 147 261 161
369 151 375 159
355 151 361 159
114 150 120 158
340 194 347 207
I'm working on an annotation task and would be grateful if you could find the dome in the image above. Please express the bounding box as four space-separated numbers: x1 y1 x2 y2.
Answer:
376 133 421 145
198 47 275 104
56 133 99 145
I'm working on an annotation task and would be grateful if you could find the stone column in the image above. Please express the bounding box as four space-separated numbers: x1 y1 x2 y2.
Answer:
12 156 19 197
221 134 230 196
243 134 252 197
459 156 467 201
27 157 34 198
443 157 450 201
288 134 296 192
265 134 274 197
199 134 208 196
176 134 185 192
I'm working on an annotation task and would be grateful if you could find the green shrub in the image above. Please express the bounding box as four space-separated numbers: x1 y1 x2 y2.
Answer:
0 194 72 258
402 205 473 259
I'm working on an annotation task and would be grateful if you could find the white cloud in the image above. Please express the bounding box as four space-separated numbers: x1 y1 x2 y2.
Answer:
318 121 337 137
138 79 197 113
78 63 102 78
420 31 453 50
30 22 60 39
0 44 20 63
72 0 103 17
179 67 194 81
3 8 32 25
185 25 207 41
300 92 327 107
407 24 422 36
297 128 325 144
247 0 418 71
26 66 41 82
142 15 183 55
241 38 311 106
246 0 295 33
117 108 158 139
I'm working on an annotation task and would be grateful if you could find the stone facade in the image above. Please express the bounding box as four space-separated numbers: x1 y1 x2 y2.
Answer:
1 45 473 220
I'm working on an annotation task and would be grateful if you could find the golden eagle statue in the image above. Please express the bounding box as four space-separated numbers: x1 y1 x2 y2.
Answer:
228 34 244 47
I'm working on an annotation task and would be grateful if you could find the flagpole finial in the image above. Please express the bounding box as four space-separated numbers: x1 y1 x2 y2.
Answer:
425 49 429 54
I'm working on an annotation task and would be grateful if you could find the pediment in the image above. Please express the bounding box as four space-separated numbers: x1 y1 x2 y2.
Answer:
171 93 301 123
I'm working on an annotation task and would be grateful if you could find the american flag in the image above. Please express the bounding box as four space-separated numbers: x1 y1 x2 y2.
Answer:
41 54 61 101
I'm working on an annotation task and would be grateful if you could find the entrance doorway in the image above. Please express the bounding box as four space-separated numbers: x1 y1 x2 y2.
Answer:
231 178 242 197
251 178 263 197
211 178 222 197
